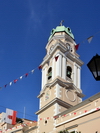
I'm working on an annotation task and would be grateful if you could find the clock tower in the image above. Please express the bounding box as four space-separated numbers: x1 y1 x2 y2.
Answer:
36 25 84 133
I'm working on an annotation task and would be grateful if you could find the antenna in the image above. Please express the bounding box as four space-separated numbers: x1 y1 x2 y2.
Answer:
23 107 26 118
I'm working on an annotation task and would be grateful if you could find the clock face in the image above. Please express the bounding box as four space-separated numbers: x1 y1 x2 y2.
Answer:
66 90 76 102
45 90 50 101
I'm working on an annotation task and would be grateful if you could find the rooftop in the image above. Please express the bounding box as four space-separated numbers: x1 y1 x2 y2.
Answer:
48 25 75 40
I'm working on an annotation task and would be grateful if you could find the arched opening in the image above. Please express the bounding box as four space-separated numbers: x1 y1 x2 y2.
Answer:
47 67 52 80
66 66 72 79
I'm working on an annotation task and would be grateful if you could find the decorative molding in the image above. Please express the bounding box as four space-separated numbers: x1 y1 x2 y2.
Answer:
39 77 84 99
56 107 100 127
35 98 72 115
67 52 83 66
66 90 76 102
38 77 70 98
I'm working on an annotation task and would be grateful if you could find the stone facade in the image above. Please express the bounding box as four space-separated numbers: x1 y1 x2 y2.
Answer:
36 25 100 133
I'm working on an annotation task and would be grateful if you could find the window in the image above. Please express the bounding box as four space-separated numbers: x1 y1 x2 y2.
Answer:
45 120 47 124
47 67 52 80
66 66 72 79
44 120 48 126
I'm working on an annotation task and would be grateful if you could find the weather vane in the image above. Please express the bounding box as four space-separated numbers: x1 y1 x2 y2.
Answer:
60 20 64 26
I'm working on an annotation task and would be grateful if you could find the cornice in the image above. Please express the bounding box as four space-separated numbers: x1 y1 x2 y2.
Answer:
38 77 84 98
67 52 84 66
46 32 75 49
24 126 38 133
38 77 69 98
35 98 72 115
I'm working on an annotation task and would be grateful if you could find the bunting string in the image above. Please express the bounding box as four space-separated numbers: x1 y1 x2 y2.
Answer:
1 30 100 88
39 106 100 121
0 53 60 90
0 67 39 90
75 30 100 50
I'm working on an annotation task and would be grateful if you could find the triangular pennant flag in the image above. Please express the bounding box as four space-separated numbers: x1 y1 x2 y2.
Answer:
20 76 23 79
55 56 59 61
96 108 100 110
84 110 87 113
38 65 42 70
4 84 7 88
74 112 76 115
87 36 93 43
25 73 28 77
63 114 66 117
53 116 58 119
75 44 80 50
9 82 12 86
21 125 24 127
14 79 18 83
31 69 34 73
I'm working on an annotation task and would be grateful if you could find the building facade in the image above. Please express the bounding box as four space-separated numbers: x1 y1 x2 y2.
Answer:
0 113 37 133
36 25 100 133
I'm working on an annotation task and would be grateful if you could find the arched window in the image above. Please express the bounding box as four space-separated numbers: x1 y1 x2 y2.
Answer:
47 67 52 80
66 66 72 79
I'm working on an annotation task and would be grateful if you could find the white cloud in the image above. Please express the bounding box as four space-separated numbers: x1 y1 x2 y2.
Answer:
28 0 42 30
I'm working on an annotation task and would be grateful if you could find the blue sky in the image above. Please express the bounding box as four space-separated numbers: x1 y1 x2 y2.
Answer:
0 0 100 121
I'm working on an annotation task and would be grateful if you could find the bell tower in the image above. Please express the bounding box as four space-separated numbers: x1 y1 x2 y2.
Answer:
36 24 84 133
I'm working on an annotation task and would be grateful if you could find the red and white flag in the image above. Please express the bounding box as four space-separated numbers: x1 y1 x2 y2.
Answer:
6 108 17 125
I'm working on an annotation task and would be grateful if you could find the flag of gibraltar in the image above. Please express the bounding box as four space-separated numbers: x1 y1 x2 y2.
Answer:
6 108 17 125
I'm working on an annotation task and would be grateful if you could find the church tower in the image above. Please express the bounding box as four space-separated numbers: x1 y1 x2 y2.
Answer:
36 24 84 133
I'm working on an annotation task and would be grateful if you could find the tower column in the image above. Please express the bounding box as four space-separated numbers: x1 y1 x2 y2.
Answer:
52 57 55 80
56 54 62 77
45 64 48 85
41 68 45 90
73 63 77 87
62 56 66 80
78 66 81 89
41 65 47 90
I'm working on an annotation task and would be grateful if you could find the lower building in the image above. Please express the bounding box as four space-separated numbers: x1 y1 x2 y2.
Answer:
0 115 37 133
